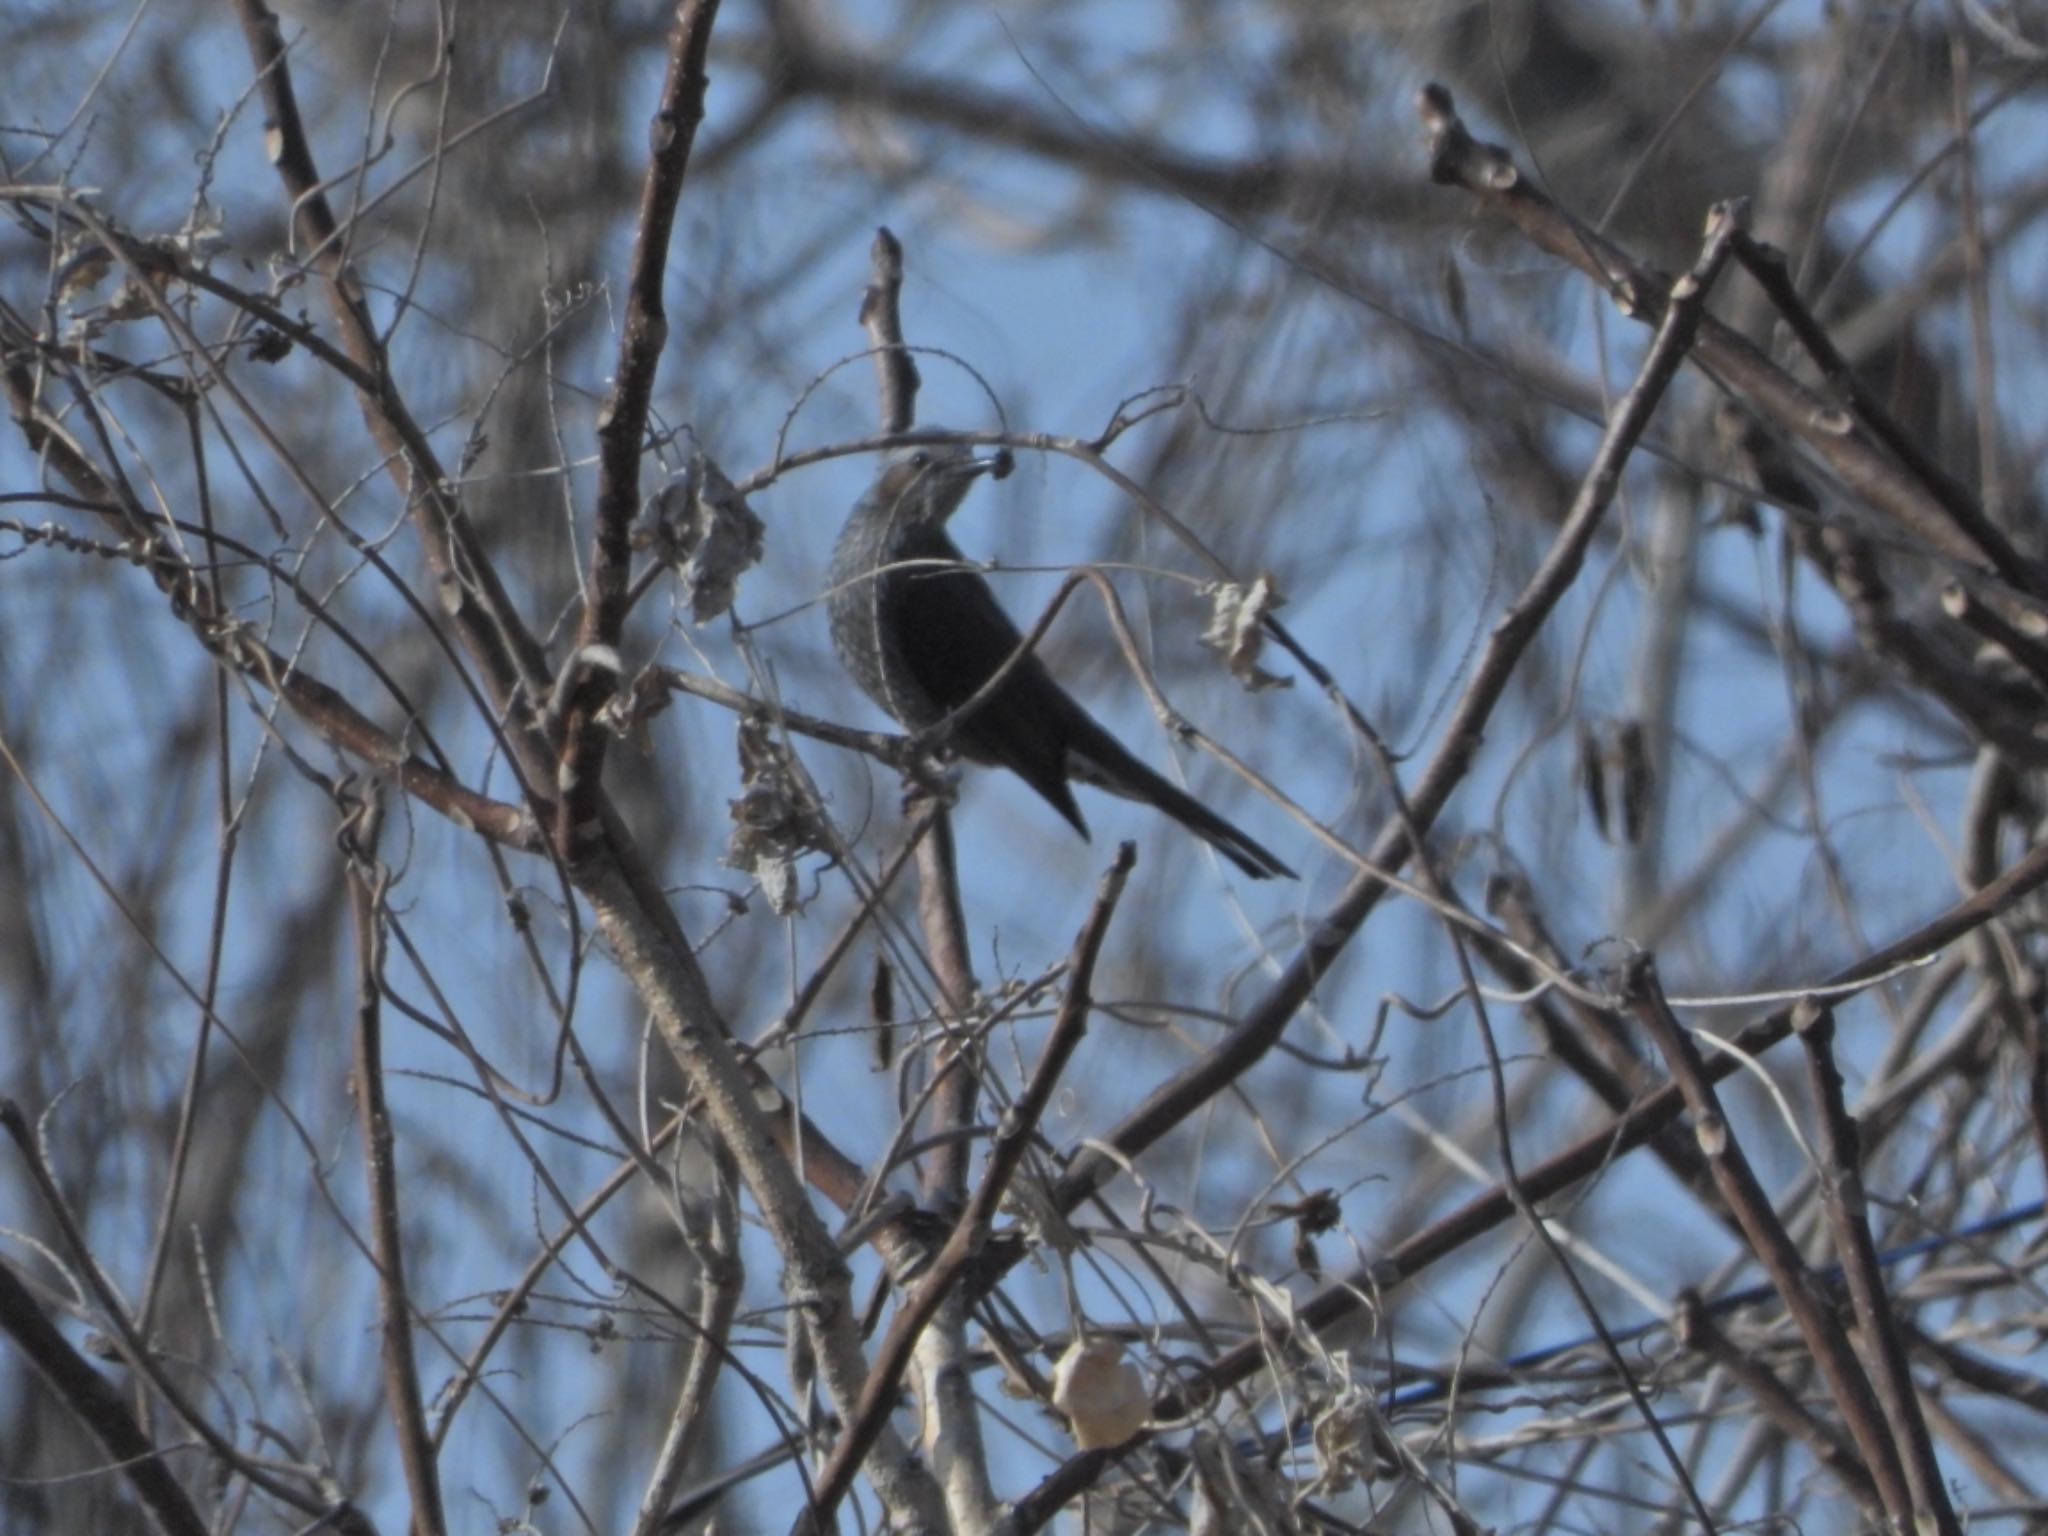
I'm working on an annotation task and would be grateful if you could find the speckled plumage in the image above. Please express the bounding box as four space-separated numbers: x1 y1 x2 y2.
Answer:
826 441 1293 880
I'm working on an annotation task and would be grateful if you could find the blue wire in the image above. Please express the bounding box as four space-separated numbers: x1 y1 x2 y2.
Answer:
1247 1197 2044 1454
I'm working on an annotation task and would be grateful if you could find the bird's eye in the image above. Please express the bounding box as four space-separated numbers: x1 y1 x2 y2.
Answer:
909 450 931 469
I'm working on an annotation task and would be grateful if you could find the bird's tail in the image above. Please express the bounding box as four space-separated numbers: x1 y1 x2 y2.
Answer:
1067 730 1296 880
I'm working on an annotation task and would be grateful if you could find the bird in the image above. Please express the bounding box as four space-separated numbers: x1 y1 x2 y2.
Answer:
826 438 1295 880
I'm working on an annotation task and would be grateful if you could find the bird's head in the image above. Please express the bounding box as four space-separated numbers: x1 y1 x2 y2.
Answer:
868 436 1014 531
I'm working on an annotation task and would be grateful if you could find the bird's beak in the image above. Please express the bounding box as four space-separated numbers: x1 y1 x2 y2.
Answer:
967 447 1015 482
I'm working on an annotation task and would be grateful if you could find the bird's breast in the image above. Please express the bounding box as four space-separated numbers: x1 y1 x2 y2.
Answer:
826 514 953 732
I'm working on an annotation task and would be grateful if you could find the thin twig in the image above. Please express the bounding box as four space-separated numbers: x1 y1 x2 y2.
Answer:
1792 999 1960 1534
341 783 447 1536
1621 958 1913 1526
795 844 1137 1536
566 0 726 857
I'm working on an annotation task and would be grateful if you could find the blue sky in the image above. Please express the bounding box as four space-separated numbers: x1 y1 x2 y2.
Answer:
4 2 2041 1529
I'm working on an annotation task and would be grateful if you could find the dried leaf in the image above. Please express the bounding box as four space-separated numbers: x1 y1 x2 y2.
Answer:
1200 572 1292 692
648 450 765 624
1190 1427 1301 1536
1050 1338 1148 1450
723 716 828 914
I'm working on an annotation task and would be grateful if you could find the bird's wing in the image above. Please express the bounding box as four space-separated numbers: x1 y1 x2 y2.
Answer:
886 543 1294 878
885 546 1091 837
